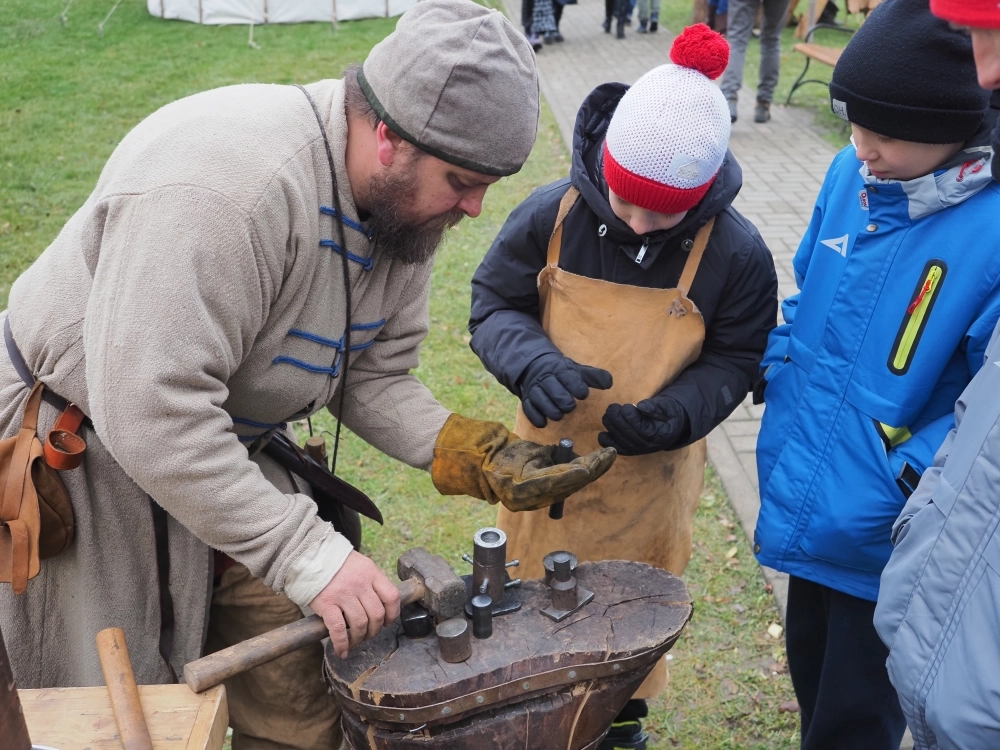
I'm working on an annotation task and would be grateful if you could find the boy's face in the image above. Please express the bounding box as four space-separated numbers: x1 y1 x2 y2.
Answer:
609 189 689 235
851 125 964 182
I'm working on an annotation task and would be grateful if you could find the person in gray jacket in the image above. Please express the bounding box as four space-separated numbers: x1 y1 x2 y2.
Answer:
874 3 1000 746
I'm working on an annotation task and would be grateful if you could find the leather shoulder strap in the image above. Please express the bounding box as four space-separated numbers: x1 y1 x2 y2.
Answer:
677 217 715 297
546 186 581 267
1 383 43 522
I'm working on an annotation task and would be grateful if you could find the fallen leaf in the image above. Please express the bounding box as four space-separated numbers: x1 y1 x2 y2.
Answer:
732 603 745 614
729 584 745 596
765 583 773 594
725 546 738 559
767 623 784 639
769 661 786 674
778 700 800 714
726 534 737 542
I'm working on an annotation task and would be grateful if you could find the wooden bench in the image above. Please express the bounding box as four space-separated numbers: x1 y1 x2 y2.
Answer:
786 23 856 104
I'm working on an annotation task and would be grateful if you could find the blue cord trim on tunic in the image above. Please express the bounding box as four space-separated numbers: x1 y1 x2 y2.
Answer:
287 320 386 350
231 416 287 430
288 329 344 348
319 240 374 271
350 318 386 331
320 205 373 238
272 355 339 377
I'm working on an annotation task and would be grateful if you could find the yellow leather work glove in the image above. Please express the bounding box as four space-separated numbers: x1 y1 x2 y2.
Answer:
430 413 617 512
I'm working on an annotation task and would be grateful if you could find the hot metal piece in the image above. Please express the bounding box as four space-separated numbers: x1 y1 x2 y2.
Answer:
401 603 433 639
436 617 472 663
471 595 493 639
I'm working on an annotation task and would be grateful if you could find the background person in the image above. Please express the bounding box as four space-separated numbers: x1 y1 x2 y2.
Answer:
719 0 792 123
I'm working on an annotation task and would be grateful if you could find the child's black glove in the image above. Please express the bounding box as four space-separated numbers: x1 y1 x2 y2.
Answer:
519 354 613 428
598 397 690 455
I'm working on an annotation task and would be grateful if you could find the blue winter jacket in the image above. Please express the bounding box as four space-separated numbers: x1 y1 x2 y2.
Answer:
754 133 1000 601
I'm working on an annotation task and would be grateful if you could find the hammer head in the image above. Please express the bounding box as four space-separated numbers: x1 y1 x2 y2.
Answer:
397 547 465 620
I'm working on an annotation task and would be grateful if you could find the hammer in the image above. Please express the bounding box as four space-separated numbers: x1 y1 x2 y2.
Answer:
183 547 465 693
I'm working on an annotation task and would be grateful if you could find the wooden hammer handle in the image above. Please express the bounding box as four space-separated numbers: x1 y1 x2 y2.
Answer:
96 627 154 750
184 577 426 693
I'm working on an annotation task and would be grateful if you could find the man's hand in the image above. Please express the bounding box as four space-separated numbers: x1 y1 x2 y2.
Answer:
309 551 401 659
431 413 617 511
598 397 690 455
519 354 613 428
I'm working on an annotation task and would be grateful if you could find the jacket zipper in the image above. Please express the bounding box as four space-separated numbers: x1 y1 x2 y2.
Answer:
635 238 649 264
887 261 947 375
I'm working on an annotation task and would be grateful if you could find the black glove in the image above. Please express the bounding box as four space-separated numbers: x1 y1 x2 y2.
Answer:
519 354 613 428
597 397 690 456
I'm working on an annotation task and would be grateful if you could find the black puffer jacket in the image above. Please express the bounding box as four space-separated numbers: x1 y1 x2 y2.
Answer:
469 83 778 444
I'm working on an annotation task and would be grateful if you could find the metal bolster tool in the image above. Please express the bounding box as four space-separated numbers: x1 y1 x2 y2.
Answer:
540 550 594 622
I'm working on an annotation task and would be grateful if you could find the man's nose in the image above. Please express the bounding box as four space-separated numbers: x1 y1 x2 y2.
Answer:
458 191 485 218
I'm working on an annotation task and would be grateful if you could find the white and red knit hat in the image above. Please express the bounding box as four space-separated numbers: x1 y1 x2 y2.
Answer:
603 24 732 215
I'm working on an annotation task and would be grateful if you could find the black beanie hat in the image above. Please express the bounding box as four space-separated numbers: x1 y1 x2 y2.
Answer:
830 0 988 144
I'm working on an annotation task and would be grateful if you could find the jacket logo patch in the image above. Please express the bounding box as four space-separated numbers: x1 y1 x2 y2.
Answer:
859 190 869 210
598 224 607 237
820 234 849 257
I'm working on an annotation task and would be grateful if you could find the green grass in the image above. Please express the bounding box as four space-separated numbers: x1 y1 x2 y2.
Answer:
3 1 798 746
657 0 858 149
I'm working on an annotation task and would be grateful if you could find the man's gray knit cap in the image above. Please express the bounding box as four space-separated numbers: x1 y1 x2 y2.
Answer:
359 0 540 176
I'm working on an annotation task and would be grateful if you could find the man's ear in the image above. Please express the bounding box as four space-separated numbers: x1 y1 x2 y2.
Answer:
375 121 404 167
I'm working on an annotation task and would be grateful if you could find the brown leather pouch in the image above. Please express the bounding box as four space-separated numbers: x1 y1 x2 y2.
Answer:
0 382 76 593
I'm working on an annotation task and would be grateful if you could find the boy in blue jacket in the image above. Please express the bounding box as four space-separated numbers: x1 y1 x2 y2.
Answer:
753 1 1000 747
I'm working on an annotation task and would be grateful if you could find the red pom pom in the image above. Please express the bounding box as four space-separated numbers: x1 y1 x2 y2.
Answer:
669 23 730 80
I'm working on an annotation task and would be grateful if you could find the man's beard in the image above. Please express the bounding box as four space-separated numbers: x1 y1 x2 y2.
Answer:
366 163 465 265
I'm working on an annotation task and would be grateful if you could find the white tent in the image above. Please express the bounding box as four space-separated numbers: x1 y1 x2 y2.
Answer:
147 0 418 24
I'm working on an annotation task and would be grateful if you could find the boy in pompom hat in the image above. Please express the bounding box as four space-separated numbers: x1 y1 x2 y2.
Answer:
753 0 1000 746
469 25 777 748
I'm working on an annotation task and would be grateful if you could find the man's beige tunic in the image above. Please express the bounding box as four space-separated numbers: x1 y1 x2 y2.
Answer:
0 79 451 686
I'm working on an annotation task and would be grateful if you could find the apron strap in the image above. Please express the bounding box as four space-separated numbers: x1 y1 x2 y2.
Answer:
677 217 715 298
546 186 581 267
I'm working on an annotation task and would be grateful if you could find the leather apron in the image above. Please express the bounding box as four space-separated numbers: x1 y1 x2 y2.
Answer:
496 187 712 699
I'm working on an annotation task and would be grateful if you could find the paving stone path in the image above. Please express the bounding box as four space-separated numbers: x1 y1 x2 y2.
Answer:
497 0 839 617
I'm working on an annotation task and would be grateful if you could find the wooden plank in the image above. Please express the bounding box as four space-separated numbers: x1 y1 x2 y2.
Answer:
793 42 844 67
21 684 228 750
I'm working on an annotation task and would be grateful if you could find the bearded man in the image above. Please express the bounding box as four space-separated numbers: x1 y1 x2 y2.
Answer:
0 2 615 748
